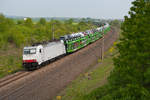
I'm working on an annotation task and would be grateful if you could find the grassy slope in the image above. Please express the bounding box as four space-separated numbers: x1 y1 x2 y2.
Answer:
53 45 117 100
0 44 23 78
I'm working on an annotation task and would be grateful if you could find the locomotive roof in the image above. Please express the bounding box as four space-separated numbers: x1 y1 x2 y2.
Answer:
24 41 61 49
24 46 37 49
44 41 61 47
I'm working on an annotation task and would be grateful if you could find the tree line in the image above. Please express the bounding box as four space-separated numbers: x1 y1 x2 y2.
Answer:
0 15 96 49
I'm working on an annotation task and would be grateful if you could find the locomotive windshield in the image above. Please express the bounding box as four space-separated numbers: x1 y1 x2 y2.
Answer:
24 48 36 54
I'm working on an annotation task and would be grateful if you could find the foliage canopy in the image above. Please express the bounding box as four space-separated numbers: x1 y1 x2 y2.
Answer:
0 15 96 48
84 0 150 100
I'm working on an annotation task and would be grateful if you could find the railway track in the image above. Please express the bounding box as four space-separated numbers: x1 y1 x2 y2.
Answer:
0 71 30 88
0 27 116 88
0 27 119 100
0 28 116 89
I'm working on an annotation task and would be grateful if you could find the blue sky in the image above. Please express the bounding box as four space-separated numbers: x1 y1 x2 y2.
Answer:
0 0 134 19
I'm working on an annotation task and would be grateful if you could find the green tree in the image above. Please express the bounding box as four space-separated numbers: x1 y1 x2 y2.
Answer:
39 18 46 25
0 14 14 32
17 20 24 25
84 0 150 100
108 0 150 99
110 20 121 28
24 18 33 27
65 19 73 25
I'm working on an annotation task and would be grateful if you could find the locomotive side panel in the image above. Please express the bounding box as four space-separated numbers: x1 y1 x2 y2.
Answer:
43 42 66 62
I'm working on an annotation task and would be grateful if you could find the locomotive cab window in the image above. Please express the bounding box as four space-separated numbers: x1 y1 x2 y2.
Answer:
24 48 36 54
39 49 42 53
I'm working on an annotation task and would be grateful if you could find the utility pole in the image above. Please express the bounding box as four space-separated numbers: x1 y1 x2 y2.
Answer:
52 22 55 40
102 36 104 61
101 24 105 61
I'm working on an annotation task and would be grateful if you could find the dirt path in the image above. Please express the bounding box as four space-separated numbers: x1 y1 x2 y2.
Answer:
0 27 119 100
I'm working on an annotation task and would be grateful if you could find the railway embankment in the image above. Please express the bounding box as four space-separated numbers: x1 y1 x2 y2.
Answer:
0 27 118 100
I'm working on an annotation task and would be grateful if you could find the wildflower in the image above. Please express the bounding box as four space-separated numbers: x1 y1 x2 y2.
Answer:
113 42 117 45
98 59 101 63
56 96 61 100
109 47 114 53
84 73 89 77
8 70 12 73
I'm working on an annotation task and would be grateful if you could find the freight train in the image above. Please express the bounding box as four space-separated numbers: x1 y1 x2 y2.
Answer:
23 23 110 70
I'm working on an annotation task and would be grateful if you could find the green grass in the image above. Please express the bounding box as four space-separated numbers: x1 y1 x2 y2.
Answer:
0 56 22 78
54 46 117 100
0 45 23 78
